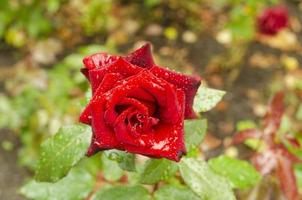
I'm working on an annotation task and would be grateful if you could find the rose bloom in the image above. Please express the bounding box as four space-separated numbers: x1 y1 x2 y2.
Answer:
80 43 201 161
257 6 289 35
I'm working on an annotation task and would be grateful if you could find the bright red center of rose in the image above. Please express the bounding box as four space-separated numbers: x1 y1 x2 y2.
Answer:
115 98 159 137
127 113 159 136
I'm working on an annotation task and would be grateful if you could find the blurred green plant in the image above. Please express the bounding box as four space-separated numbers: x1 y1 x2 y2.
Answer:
0 0 63 47
0 44 115 169
0 0 116 48
80 0 117 36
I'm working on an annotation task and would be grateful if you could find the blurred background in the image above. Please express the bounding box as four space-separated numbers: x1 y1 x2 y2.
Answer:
0 0 301 199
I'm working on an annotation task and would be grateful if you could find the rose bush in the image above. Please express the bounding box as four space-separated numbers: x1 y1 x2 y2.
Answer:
79 44 201 161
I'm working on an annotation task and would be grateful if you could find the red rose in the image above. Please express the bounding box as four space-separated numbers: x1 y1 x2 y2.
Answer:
79 43 201 161
257 6 288 35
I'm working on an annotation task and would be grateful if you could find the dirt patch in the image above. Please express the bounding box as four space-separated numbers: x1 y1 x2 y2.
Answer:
0 130 28 200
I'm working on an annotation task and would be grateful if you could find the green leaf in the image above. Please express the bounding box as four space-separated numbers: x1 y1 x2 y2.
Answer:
236 120 257 131
118 152 136 172
244 138 266 151
226 7 255 41
179 158 235 200
278 115 292 136
185 119 207 152
140 158 178 185
35 125 91 182
90 185 113 200
105 150 136 171
208 155 261 189
102 153 124 181
294 164 302 189
296 104 302 121
193 85 226 113
91 185 151 200
21 167 95 200
154 185 200 200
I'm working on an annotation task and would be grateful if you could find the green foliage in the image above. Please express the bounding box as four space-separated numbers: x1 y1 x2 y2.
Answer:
296 104 302 121
208 155 261 189
21 166 95 200
236 120 257 131
0 94 20 129
193 85 226 113
105 150 136 172
35 125 91 182
117 153 136 172
226 6 255 41
101 153 124 181
185 119 207 153
80 0 116 35
294 164 302 189
0 0 59 47
140 158 178 185
179 158 236 200
154 185 200 200
91 185 151 200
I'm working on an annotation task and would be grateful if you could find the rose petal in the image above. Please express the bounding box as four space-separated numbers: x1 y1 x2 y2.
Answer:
87 98 121 156
124 89 186 161
79 73 123 125
80 68 89 80
104 97 150 126
105 70 181 124
89 57 142 93
83 53 118 70
81 43 154 80
114 107 146 146
124 43 155 68
150 66 201 118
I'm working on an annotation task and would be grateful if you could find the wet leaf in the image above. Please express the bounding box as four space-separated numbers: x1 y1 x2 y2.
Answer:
179 158 235 200
208 155 261 189
140 158 178 185
35 125 91 182
118 152 136 172
21 167 94 200
154 185 200 200
193 85 226 113
102 153 124 181
185 119 207 152
91 185 151 200
105 150 136 172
